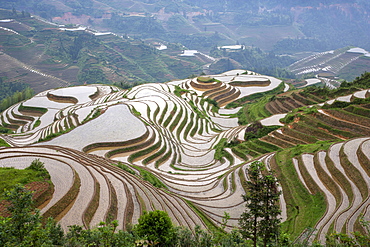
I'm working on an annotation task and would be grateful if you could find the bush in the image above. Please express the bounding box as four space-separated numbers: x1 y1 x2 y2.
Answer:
134 210 174 246
26 159 45 172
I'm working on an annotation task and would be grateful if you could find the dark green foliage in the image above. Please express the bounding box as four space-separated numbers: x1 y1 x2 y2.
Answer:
134 210 174 246
0 184 369 246
0 138 10 146
33 118 41 128
239 161 281 247
103 15 166 37
25 159 50 180
322 100 351 109
325 217 370 247
0 87 34 112
172 226 213 247
345 105 370 118
78 68 110 85
116 162 136 175
1 184 39 244
346 72 370 88
0 184 64 246
81 108 102 124
165 32 224 52
244 122 280 141
26 159 45 172
201 97 219 112
65 222 135 247
188 100 207 119
280 113 295 124
0 126 12 134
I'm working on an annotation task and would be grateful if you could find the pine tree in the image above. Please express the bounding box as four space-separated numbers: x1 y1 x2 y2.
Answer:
239 161 281 247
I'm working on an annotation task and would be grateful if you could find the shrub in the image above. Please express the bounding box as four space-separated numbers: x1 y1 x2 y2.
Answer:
26 159 45 172
134 210 174 245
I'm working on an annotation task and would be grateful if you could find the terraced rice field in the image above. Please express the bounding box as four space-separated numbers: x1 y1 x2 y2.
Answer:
288 48 365 77
290 137 370 243
0 70 369 243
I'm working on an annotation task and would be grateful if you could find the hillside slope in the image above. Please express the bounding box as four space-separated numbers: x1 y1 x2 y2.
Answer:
287 47 370 82
1 70 370 243
0 11 204 92
3 0 370 51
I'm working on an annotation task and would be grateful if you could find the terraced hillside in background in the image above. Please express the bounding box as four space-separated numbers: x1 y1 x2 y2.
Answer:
0 11 204 92
1 70 370 243
4 0 370 53
287 47 370 83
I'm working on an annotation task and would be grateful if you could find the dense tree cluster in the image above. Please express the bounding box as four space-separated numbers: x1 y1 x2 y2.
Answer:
0 86 34 112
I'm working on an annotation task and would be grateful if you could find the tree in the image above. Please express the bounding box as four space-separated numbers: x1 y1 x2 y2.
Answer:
4 184 40 243
134 210 174 246
239 161 281 247
0 184 64 246
12 7 17 17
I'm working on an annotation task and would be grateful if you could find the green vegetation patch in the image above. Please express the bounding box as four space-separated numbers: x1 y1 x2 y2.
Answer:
244 121 280 141
227 82 285 125
237 96 272 124
33 118 41 129
214 138 236 163
273 144 330 239
38 126 75 143
134 166 167 189
0 86 34 111
345 105 370 118
115 162 136 175
0 138 10 147
0 159 50 200
280 106 318 124
174 85 190 97
197 76 219 83
18 103 47 115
